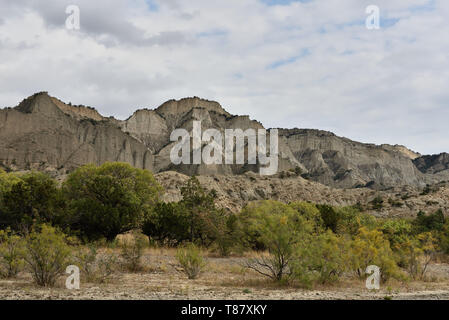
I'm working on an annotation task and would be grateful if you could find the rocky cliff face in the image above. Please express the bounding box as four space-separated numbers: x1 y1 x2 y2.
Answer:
278 128 430 189
0 92 154 173
414 153 449 174
1 92 448 190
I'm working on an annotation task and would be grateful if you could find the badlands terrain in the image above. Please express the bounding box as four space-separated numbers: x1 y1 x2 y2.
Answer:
1 92 449 217
1 93 449 300
1 92 449 190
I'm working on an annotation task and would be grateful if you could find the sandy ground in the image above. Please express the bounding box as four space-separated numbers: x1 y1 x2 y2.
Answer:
1 250 449 300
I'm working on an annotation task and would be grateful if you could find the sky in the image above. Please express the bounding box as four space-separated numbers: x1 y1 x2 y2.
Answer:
0 0 448 155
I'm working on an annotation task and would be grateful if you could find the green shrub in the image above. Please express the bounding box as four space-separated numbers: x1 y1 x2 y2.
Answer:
420 184 439 195
24 225 72 287
289 201 323 232
74 244 117 283
291 203 377 236
399 232 438 280
411 210 449 255
242 201 312 281
0 228 26 278
388 198 404 208
145 176 236 252
336 206 378 236
440 220 449 254
370 196 384 210
379 219 414 267
381 219 413 248
176 243 207 279
350 227 400 283
119 231 148 272
144 177 244 255
292 231 350 287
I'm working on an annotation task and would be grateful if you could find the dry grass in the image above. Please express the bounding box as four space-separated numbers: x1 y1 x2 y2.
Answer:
1 247 449 300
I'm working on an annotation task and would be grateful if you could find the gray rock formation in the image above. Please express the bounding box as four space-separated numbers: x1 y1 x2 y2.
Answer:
1 92 448 190
0 92 154 172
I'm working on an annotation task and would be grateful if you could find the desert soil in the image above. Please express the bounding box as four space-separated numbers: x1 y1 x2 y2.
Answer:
1 249 449 300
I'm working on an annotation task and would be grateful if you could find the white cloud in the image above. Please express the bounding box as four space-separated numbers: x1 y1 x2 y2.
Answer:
0 0 448 155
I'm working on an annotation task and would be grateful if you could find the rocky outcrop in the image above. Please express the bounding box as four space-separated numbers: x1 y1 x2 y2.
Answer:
49 97 106 122
155 171 449 216
0 92 154 172
1 92 448 190
278 129 428 188
413 153 449 174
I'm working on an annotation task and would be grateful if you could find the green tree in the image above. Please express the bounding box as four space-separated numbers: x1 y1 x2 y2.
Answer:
1 172 63 231
144 177 239 253
180 176 217 243
143 202 190 245
63 162 162 241
316 204 340 233
201 210 241 256
413 209 445 234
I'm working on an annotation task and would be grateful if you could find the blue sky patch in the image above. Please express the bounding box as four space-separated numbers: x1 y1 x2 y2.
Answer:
267 48 310 69
145 0 159 11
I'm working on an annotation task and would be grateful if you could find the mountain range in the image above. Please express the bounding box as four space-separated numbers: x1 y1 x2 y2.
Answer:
1 92 449 191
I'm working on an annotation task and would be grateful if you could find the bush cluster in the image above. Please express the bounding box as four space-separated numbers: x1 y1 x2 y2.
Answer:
236 200 447 286
1 162 448 288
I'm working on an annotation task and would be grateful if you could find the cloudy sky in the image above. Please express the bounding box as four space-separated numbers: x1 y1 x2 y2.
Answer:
0 0 448 155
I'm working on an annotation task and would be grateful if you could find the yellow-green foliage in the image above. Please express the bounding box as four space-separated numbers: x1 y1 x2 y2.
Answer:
24 224 73 287
292 231 351 286
350 227 400 282
176 243 207 279
0 228 26 278
398 232 438 280
0 170 20 195
288 201 323 231
381 219 413 247
242 201 312 281
336 206 378 235
241 200 313 249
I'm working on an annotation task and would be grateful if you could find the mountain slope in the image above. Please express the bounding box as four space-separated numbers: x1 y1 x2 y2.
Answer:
1 92 448 190
0 92 154 172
